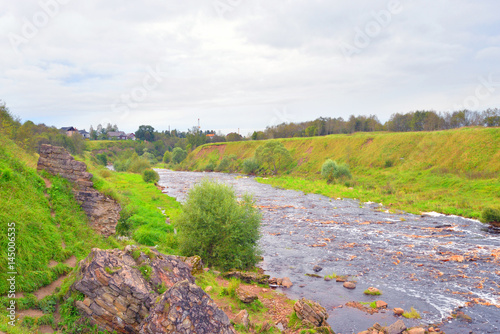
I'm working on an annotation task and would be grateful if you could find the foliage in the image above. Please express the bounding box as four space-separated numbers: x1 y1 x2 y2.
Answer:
142 169 160 183
481 207 500 225
255 140 293 174
163 150 171 163
242 158 260 175
177 179 261 270
226 132 243 142
171 147 188 164
135 125 155 141
402 307 421 319
321 159 352 183
96 153 108 166
216 154 237 172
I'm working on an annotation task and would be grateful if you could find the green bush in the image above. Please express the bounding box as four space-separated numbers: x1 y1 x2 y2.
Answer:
172 147 188 164
96 153 108 166
142 169 160 183
242 158 260 175
481 207 500 225
216 155 237 172
177 179 261 270
321 159 352 183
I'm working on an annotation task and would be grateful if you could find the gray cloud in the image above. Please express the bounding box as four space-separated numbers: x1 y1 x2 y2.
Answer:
1 0 499 133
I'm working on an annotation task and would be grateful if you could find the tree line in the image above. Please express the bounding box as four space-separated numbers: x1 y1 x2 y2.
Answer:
258 109 500 139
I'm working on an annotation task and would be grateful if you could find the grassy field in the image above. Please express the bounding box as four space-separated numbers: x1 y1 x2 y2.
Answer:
183 127 500 219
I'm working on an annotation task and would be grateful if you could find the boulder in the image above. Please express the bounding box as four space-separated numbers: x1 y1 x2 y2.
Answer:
179 255 204 275
70 246 227 333
364 287 381 295
281 277 293 288
393 308 404 315
293 298 330 329
140 280 236 334
236 288 258 304
408 328 425 334
343 281 356 289
375 300 388 309
233 309 250 328
385 319 406 334
223 271 270 285
313 265 323 272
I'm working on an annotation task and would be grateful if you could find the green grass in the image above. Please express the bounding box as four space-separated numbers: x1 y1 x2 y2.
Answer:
182 127 500 219
0 136 116 295
90 166 181 254
403 307 422 319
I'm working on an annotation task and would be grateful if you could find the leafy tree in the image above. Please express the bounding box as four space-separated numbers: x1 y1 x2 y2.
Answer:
163 151 171 163
226 132 243 142
255 140 293 174
176 180 261 270
171 147 187 164
135 125 155 141
89 125 98 140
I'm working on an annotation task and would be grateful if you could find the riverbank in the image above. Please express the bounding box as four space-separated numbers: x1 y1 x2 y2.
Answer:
182 127 500 220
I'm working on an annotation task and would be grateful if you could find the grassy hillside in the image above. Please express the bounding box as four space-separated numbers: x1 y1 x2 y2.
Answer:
0 133 181 333
0 134 116 296
183 127 500 218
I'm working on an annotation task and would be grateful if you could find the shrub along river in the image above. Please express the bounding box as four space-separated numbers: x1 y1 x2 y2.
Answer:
156 169 500 334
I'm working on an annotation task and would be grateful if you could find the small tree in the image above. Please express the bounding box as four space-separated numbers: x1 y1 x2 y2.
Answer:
321 159 352 183
142 169 160 183
176 180 261 270
171 147 187 164
163 151 171 163
255 140 293 174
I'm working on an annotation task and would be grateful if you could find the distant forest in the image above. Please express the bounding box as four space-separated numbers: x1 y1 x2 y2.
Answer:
259 109 500 139
1 98 499 162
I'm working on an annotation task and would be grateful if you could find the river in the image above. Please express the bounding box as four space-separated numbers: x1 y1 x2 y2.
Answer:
155 169 500 334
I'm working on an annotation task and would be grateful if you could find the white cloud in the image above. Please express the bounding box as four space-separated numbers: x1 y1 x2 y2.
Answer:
1 0 499 133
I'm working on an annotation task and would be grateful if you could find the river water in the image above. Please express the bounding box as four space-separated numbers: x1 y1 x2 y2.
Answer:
155 169 500 334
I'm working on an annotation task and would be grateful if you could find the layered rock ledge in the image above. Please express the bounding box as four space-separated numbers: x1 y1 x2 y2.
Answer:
70 246 235 334
37 144 121 236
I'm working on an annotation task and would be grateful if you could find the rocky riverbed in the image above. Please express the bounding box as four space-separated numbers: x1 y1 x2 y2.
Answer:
156 169 500 334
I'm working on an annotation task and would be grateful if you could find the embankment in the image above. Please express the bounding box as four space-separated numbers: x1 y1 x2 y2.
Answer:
183 127 500 218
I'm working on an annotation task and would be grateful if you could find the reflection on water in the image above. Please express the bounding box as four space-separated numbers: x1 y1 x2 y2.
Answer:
156 169 500 334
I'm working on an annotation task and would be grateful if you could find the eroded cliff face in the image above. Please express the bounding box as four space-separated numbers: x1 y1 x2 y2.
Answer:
37 144 120 237
71 246 235 334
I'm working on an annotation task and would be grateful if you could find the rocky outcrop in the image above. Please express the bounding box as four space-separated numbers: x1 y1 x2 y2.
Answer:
293 298 332 332
139 280 236 334
222 271 270 285
70 246 233 334
37 144 120 237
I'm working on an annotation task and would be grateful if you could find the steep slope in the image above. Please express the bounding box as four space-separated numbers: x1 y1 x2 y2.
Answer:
183 127 500 218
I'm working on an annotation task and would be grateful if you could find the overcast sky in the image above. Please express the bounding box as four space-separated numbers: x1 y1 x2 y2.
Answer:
1 0 499 135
